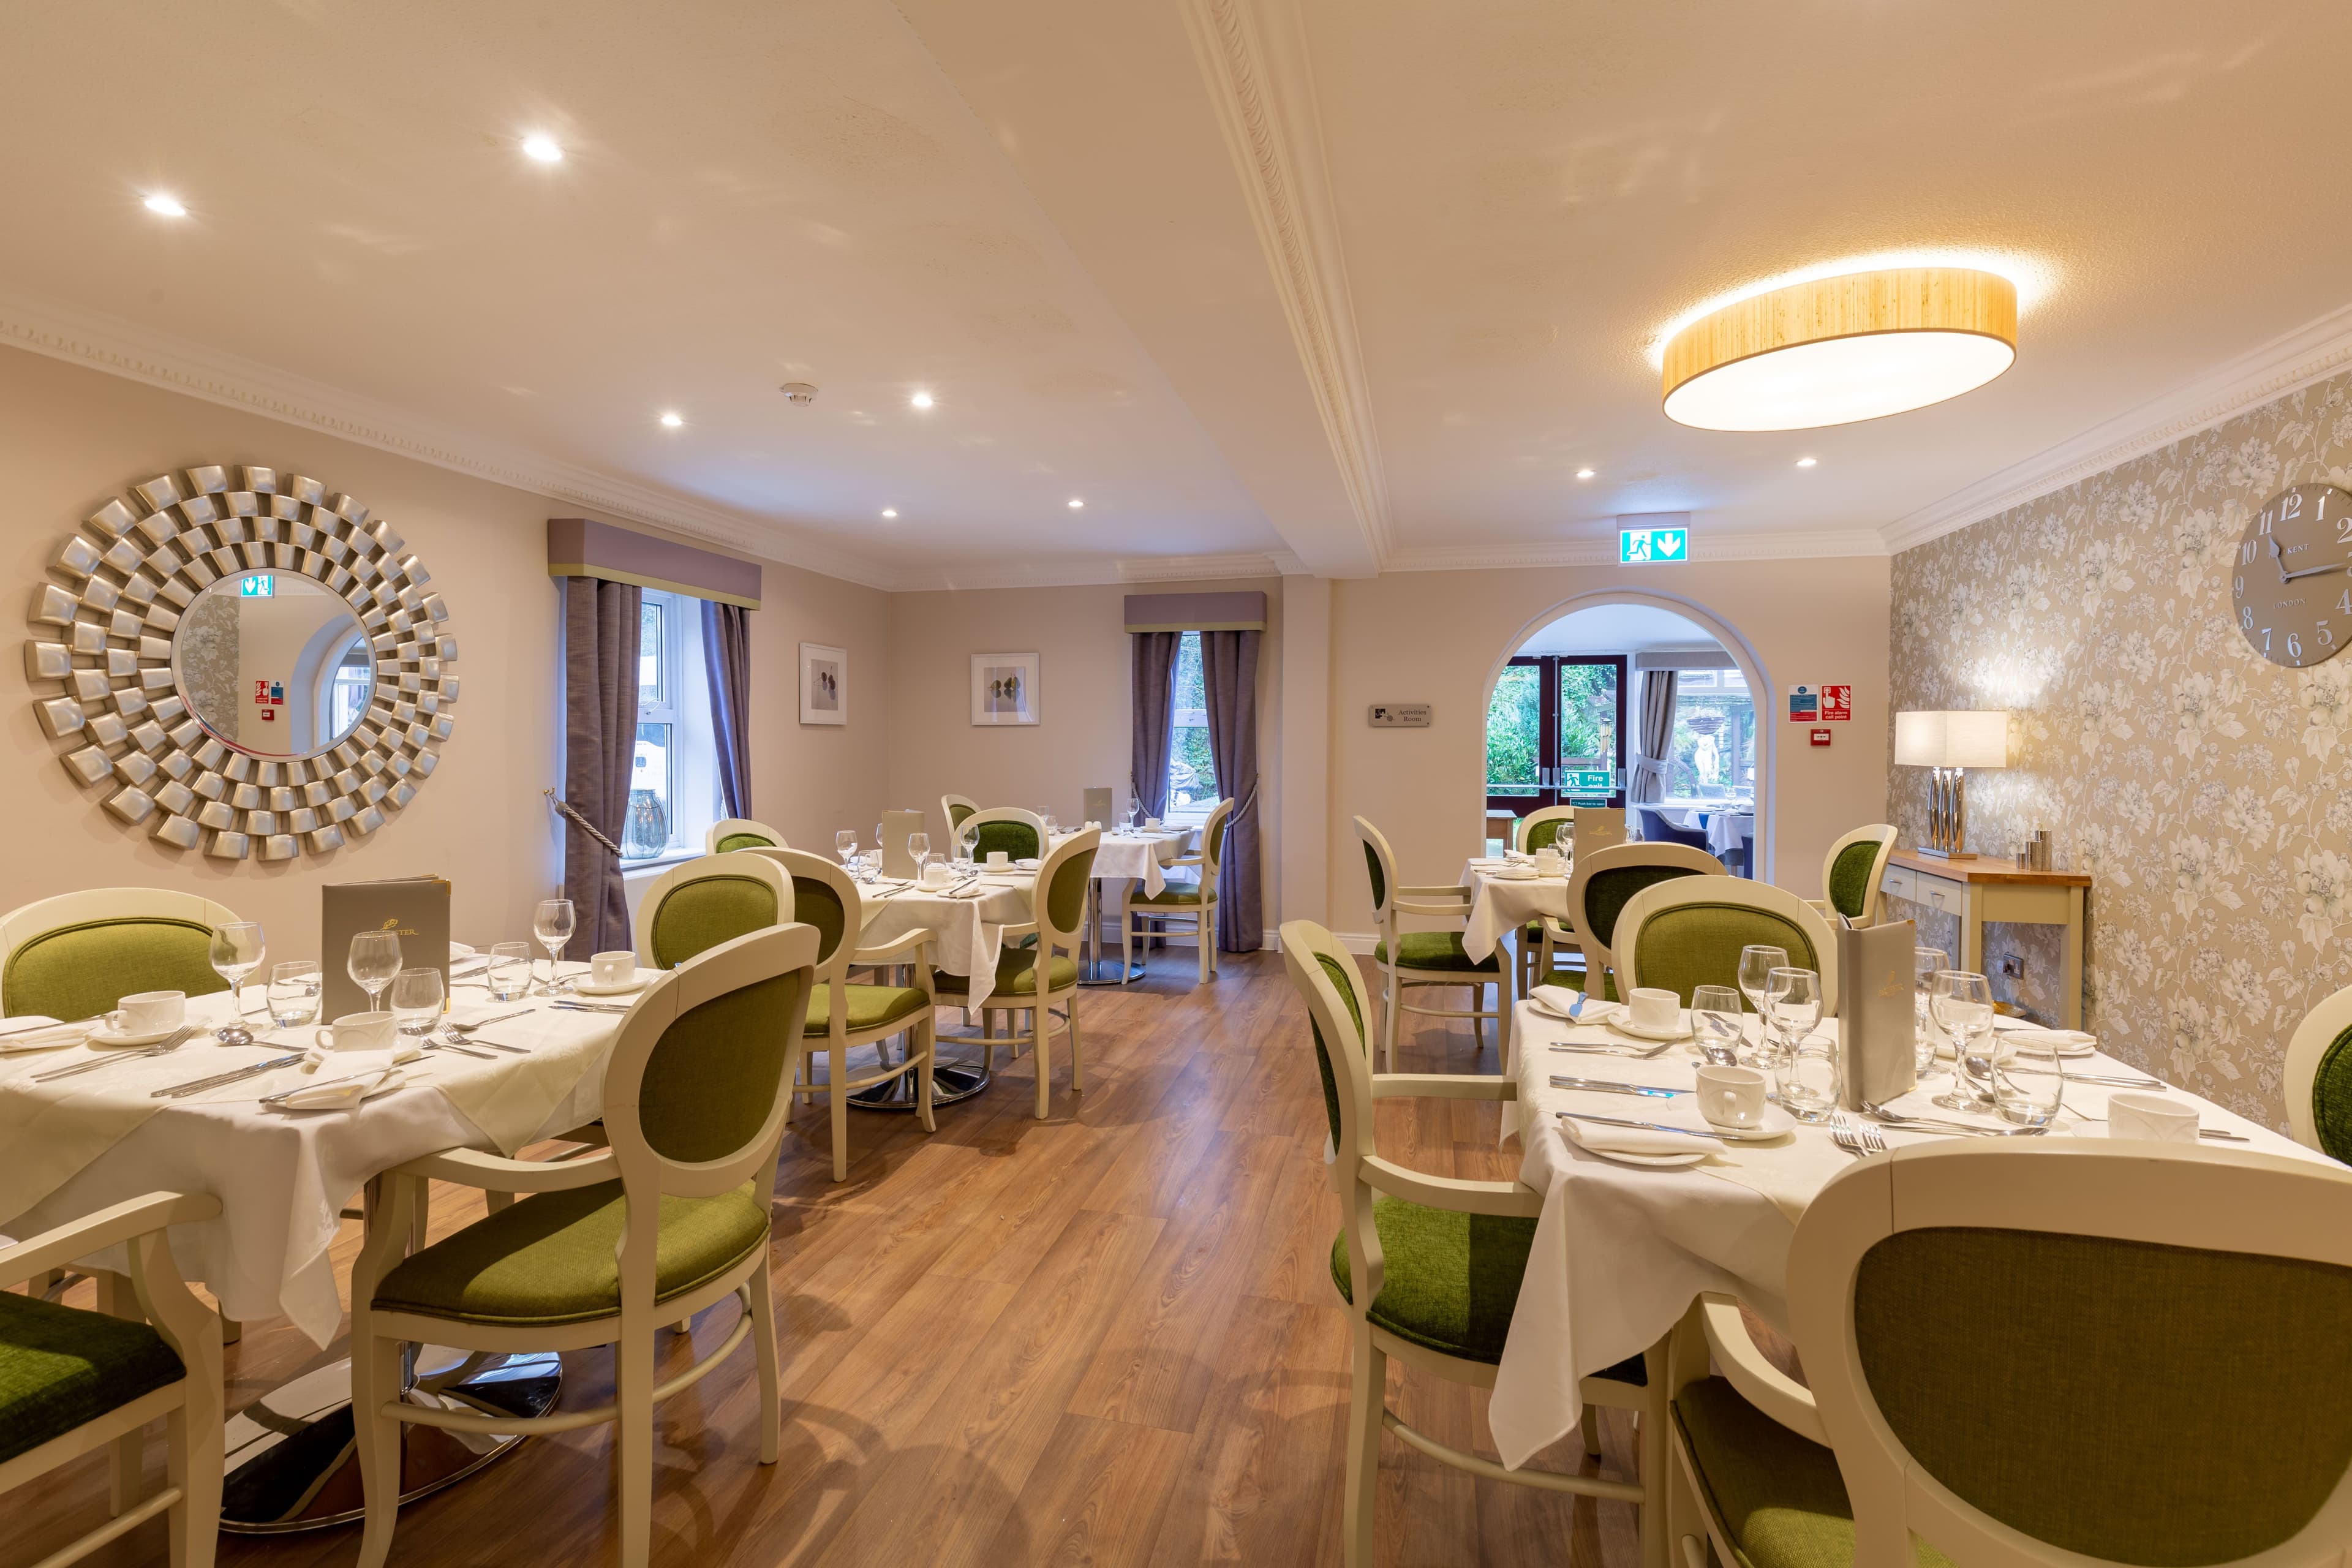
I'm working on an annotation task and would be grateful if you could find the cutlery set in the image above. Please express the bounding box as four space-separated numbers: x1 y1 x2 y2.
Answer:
32 1025 197 1082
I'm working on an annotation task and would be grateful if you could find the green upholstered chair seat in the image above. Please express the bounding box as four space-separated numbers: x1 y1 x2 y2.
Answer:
0 1292 186 1466
933 951 1079 996
714 831 777 853
373 1179 768 1328
1133 879 1211 907
1675 1376 1953 1568
805 982 929 1036
4 917 227 1024
2312 1023 2352 1163
1372 930 1499 974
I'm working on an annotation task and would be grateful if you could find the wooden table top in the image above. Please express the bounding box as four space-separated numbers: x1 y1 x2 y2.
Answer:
1888 846 2090 887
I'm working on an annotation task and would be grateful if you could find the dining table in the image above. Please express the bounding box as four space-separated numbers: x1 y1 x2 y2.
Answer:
843 865 1034 1107
1486 996 2331 1470
1459 854 1574 965
1084 824 1196 982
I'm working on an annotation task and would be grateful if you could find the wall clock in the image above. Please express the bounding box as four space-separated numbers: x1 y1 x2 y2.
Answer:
2233 481 2352 668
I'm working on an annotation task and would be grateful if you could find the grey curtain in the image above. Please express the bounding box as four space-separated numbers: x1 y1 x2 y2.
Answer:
1199 630 1262 952
1129 630 1179 821
1630 668 1679 804
562 575 641 954
701 598 753 820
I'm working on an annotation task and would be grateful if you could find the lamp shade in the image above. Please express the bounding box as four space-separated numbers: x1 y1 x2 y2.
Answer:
1894 710 2009 769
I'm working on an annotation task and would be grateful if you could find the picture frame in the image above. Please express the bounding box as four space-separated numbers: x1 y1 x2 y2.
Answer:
799 643 848 726
970 652 1039 726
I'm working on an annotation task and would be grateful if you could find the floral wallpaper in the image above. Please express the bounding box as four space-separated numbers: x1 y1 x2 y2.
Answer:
178 591 239 744
1890 369 2352 1128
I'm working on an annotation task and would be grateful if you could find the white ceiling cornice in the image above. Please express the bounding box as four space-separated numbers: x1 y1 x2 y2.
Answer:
1178 0 1393 567
1384 529 1890 575
0 284 905 592
904 549 1291 593
1883 297 2352 553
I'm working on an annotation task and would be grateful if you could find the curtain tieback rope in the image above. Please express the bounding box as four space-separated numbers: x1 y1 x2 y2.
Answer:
544 787 622 858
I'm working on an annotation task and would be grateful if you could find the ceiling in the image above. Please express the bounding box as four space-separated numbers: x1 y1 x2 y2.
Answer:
6 1 2352 587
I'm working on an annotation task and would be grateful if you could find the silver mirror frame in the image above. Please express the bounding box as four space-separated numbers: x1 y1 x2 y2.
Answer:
22 464 459 862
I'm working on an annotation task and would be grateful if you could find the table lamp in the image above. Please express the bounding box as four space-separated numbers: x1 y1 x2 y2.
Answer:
1893 710 2008 859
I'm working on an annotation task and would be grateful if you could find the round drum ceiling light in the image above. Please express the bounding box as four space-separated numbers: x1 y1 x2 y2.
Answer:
1660 266 2017 431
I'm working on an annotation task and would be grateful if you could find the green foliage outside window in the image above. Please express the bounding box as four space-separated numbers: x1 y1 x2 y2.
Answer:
1169 632 1219 805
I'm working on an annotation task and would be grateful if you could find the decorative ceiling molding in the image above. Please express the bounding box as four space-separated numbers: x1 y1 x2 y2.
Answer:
1884 296 2352 553
910 550 1291 593
0 285 902 592
1382 529 1890 575
1178 0 1393 567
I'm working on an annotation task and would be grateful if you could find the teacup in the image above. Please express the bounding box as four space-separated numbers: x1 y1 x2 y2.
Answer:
1695 1065 1769 1131
921 862 954 887
105 990 186 1038
315 1011 398 1054
2106 1091 2199 1144
1532 847 1564 876
590 951 636 988
1627 987 1682 1034
987 850 1011 869
1144 817 1163 830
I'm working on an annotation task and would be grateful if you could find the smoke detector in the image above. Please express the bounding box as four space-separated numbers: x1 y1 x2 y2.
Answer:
778 382 818 405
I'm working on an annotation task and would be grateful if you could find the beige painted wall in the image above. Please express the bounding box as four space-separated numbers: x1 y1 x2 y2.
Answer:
1325 558 1893 937
0 344 885 958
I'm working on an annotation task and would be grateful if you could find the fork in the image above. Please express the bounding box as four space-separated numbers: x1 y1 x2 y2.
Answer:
1548 1039 1679 1060
32 1025 197 1082
1828 1112 1885 1156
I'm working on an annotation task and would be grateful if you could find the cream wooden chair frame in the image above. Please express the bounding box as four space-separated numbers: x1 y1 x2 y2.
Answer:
1507 807 1578 993
1281 920 1665 1568
956 805 1047 863
1615 874 1839 1014
1555 843 1725 1004
1120 797 1232 984
0 887 243 1016
956 827 1097 1120
2283 981 2352 1158
747 848 937 1180
0 1192 224 1568
630 852 791 968
939 794 978 843
1512 804 1577 854
1807 821 1899 927
705 817 786 854
1356 816 1510 1072
349 924 819 1568
1698 1142 2352 1568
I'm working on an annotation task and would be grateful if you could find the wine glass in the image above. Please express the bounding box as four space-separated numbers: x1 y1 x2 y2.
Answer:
389 967 445 1047
267 960 322 1031
532 899 576 995
1931 971 1997 1112
1736 944 1787 1059
1913 946 1950 1075
1691 984 1744 1065
1765 967 1822 1069
835 829 858 866
1126 801 1141 834
209 922 266 1045
908 831 931 882
1041 813 1058 840
349 930 403 1014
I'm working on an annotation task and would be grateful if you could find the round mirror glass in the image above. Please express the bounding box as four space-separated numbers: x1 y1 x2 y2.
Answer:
172 569 376 760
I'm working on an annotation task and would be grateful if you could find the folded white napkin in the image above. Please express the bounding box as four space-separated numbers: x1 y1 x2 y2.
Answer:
947 883 987 900
1488 865 1537 881
1015 858 1041 870
0 1016 86 1052
1531 986 1619 1023
278 1048 411 1110
1561 1117 1713 1158
1996 1023 2097 1052
450 940 477 959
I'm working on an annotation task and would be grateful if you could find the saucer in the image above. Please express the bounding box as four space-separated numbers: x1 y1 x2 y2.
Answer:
1703 1106 1798 1141
572 971 654 997
1488 866 1537 881
1015 858 1041 870
1609 1013 1694 1043
88 1024 181 1048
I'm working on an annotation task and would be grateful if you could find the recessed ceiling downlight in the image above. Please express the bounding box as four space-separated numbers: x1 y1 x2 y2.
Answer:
142 193 187 217
1660 267 2017 431
522 134 564 164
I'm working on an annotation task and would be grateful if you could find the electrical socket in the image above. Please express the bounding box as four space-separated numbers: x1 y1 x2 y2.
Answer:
1997 954 2023 979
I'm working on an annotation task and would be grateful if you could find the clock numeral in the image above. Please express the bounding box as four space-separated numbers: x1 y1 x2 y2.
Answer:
2336 516 2351 545
2235 575 2245 596
2243 541 2260 565
2262 627 2272 654
2290 631 2304 660
2321 620 2335 649
2244 606 2256 630
2339 589 2351 616
2284 491 2305 523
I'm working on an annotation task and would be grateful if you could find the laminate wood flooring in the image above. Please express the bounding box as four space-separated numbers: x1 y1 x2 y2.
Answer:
15 954 1641 1567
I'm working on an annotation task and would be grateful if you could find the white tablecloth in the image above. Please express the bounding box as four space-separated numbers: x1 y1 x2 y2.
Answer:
1488 1000 2325 1468
1705 812 1755 861
855 874 1032 1006
1091 828 1193 897
1460 858 1573 963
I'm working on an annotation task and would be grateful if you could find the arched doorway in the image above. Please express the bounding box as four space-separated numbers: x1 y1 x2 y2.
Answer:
1480 589 1777 882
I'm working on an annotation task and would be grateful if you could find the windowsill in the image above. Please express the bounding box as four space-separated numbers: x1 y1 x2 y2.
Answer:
621 850 703 880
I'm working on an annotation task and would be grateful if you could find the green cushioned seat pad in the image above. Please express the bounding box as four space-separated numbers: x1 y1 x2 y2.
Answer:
1134 880 1210 906
805 982 929 1035
4 917 228 1025
1329 1195 1534 1363
1674 1376 1954 1568
1371 930 1499 973
2312 1023 2352 1163
0 1291 186 1466
932 951 1079 995
373 1179 767 1327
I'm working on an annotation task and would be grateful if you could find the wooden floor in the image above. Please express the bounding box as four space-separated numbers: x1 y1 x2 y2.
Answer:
20 952 1640 1567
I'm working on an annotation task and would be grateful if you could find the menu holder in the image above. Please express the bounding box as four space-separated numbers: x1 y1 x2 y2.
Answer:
1836 915 1918 1110
880 809 926 879
1574 807 1626 854
322 876 451 1019
1083 786 1114 829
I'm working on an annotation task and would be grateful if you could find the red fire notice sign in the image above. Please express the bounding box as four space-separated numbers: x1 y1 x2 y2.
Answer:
1819 684 1852 722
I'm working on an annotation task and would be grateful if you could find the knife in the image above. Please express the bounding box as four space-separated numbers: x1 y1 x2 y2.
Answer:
1557 1110 1724 1140
152 1053 306 1099
1549 1076 1686 1098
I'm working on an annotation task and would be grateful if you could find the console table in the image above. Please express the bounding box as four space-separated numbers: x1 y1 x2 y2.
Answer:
1881 848 2090 1028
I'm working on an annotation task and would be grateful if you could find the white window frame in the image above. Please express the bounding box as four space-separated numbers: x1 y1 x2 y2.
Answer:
1165 630 1218 824
625 590 723 864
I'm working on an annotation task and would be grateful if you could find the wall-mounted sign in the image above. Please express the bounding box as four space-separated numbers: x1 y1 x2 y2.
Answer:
1619 525 1689 564
1368 703 1431 728
1560 768 1614 794
238 573 274 597
1788 683 1851 721
1819 684 1851 720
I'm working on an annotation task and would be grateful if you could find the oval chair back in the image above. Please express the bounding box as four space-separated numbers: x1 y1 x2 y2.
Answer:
1513 805 1575 854
1196 797 1235 888
1355 816 1401 926
2285 981 2352 1161
1614 875 1838 1012
706 817 786 854
1562 843 1725 1002
1281 919 1375 1177
1819 823 1898 925
1031 827 1101 959
1634 806 1711 851
1787 1143 2352 1568
0 887 243 1020
632 854 793 972
940 794 978 842
960 806 1046 864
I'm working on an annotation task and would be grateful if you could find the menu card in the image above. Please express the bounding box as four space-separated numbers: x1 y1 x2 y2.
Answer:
1083 786 1114 829
880 809 926 878
1574 807 1626 853
322 875 450 1019
1836 916 1918 1109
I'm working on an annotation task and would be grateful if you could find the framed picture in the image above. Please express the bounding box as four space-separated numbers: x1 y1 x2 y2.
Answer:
799 643 847 725
971 652 1039 726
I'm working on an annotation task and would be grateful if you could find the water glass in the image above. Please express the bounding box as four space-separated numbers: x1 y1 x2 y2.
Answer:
1931 971 1997 1112
210 921 267 1046
388 967 445 1042
1913 946 1950 1075
486 941 533 1003
835 830 858 866
349 930 404 1011
1993 1042 2065 1126
533 899 576 994
1763 967 1822 1068
1691 984 1745 1063
1774 1035 1841 1122
1041 813 1058 839
267 962 322 1030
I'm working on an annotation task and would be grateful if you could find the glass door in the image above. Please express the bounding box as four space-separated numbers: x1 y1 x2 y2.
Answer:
1485 654 1627 816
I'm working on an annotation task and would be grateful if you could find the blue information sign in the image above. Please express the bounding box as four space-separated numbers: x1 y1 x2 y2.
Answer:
1619 526 1688 564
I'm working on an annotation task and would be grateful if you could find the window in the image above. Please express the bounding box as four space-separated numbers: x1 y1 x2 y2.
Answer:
622 590 723 862
1166 630 1218 817
1666 666 1755 799
1484 654 1626 813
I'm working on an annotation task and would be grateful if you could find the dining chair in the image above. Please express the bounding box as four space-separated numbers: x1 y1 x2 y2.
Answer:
631 852 792 971
0 1191 225 1568
1512 804 1577 854
1548 843 1726 1001
1665 1142 2352 1568
933 827 1098 1119
1615 875 1838 1013
1355 817 1509 1071
1807 823 1898 927
940 793 978 843
706 816 786 854
1120 797 1233 984
750 848 938 1181
1281 919 1667 1568
0 888 241 1021
1634 807 1711 851
957 805 1046 864
348 923 819 1568
2284 981 2352 1162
